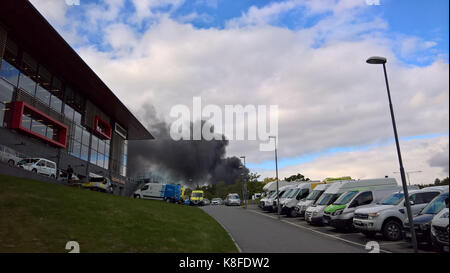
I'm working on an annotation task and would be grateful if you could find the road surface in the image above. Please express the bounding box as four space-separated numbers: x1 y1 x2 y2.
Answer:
202 205 366 253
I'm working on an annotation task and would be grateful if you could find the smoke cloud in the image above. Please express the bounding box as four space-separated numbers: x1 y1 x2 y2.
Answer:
128 104 249 185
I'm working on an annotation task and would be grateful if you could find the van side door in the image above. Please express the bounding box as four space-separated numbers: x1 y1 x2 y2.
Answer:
36 160 46 174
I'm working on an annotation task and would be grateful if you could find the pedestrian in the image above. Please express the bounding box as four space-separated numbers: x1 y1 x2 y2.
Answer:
67 165 74 181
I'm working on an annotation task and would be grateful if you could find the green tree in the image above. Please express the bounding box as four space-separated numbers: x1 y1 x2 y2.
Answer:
284 173 310 182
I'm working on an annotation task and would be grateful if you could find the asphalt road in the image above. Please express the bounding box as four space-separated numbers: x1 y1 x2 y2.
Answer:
202 205 434 253
202 205 365 253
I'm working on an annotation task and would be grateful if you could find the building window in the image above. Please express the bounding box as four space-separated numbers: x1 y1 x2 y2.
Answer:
64 104 74 121
35 85 51 105
0 79 14 105
18 73 36 96
0 59 20 86
50 95 62 113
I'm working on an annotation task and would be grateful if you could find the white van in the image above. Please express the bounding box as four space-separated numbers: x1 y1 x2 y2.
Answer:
295 183 334 217
0 144 23 167
280 181 324 217
322 178 399 230
262 185 293 212
17 158 57 178
353 186 447 240
305 180 355 225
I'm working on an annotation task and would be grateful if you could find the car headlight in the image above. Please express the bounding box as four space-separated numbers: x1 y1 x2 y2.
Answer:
431 226 436 236
368 212 379 219
332 209 344 216
312 211 318 216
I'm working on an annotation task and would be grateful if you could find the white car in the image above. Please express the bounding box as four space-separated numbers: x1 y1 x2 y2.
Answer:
0 144 23 167
431 208 449 252
353 186 446 240
17 158 57 178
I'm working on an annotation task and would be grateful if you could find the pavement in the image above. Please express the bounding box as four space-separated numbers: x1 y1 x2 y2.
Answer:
202 204 436 253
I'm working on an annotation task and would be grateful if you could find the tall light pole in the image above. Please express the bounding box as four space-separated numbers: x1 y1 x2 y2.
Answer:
240 156 247 209
269 136 280 219
367 56 418 253
394 170 422 186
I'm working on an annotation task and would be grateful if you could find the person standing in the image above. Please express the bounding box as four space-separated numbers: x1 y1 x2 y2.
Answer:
67 165 74 181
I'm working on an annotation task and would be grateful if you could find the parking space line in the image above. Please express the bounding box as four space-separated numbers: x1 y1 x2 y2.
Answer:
249 210 391 253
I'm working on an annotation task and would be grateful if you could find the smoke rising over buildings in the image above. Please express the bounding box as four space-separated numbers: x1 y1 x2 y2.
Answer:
128 105 249 185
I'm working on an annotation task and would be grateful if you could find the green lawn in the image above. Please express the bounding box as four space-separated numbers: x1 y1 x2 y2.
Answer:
0 174 237 253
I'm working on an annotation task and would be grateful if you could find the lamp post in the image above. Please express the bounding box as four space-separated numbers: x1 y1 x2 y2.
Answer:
366 56 418 253
269 136 280 219
240 156 247 209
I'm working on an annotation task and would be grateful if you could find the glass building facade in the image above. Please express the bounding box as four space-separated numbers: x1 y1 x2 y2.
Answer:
0 36 129 178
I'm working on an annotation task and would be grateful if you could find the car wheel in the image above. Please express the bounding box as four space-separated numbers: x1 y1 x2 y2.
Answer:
50 174 55 178
8 160 15 167
383 219 402 241
289 208 297 218
135 195 140 199
32 169 37 173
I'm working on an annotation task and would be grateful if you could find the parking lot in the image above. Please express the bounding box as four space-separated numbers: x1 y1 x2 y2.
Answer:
203 204 437 253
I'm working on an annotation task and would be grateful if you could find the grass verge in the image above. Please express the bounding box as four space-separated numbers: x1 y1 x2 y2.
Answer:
0 174 237 253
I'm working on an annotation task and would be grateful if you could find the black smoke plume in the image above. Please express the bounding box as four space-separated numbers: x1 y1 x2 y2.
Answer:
128 104 249 185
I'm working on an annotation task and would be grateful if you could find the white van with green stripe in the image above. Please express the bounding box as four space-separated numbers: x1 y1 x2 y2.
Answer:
322 178 399 230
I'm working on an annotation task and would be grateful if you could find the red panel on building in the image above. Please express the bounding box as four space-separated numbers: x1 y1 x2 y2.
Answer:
8 101 68 148
94 115 112 140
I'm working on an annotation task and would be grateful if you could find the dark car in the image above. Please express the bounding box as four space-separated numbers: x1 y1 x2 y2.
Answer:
403 192 449 244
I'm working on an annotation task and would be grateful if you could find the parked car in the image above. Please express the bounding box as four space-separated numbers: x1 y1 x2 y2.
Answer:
225 193 241 206
261 185 292 211
17 158 57 178
212 198 223 205
353 186 446 240
134 183 182 202
0 144 24 167
431 208 449 252
403 192 449 245
203 198 211 206
323 178 399 231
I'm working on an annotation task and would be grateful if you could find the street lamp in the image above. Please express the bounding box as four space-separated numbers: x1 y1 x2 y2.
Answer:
240 156 247 209
269 136 280 219
394 170 422 186
367 56 418 253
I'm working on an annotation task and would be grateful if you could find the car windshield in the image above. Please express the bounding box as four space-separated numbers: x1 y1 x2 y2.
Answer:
229 194 239 199
380 193 404 205
281 189 293 198
192 192 203 197
420 194 449 215
317 193 340 205
306 190 324 201
288 189 300 198
213 198 221 201
334 191 359 205
18 158 39 164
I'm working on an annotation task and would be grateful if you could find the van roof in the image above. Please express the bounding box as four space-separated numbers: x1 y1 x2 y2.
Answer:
324 178 397 193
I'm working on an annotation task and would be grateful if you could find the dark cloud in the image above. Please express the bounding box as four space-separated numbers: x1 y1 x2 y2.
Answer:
127 104 249 185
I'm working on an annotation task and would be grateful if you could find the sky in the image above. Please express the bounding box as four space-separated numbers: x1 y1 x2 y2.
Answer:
29 0 449 184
